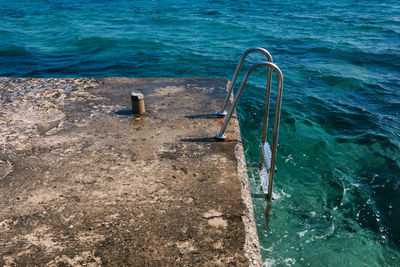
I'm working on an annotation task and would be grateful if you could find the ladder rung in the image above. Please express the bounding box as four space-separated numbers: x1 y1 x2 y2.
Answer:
261 142 277 173
259 166 269 194
261 141 272 171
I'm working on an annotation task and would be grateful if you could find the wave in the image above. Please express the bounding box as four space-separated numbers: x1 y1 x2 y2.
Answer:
270 37 400 69
0 45 32 57
318 74 364 89
69 37 121 50
335 132 398 151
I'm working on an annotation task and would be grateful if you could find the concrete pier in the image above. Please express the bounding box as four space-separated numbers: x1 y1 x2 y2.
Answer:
0 78 261 266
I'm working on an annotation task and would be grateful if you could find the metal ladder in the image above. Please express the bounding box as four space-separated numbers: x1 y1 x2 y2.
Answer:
215 48 283 201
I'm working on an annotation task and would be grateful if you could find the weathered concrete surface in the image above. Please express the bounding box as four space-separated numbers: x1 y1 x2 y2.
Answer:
0 77 261 266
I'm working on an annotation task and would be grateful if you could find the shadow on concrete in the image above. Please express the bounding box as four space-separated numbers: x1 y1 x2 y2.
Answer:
185 114 221 119
180 137 235 143
115 109 132 116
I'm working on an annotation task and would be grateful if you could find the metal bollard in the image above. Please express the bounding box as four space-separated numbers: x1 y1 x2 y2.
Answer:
131 92 145 115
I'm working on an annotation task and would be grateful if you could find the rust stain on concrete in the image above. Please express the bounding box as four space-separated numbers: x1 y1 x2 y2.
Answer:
0 77 261 266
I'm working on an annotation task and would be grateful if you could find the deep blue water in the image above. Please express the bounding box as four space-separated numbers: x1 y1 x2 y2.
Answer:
1 0 399 265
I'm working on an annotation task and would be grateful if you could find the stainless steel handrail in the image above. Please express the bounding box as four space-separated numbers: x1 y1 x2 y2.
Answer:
217 47 273 117
215 61 283 201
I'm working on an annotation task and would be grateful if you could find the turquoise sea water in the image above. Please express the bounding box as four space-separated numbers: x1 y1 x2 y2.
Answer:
1 0 399 265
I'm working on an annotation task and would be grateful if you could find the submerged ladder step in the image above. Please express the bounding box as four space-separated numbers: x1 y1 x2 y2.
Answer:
247 166 270 198
248 142 277 198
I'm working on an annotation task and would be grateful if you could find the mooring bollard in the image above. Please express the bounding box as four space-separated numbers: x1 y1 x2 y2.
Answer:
131 92 145 115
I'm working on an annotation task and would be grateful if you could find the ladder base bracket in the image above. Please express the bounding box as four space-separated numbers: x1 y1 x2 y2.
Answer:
216 110 227 117
215 132 227 140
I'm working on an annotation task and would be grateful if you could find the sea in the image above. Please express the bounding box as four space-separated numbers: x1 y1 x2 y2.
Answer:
1 0 399 266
